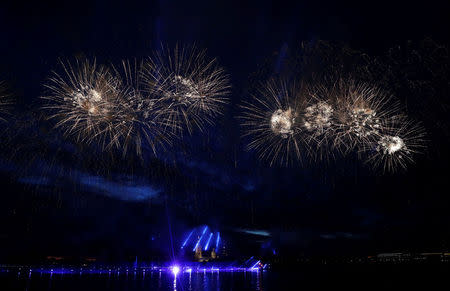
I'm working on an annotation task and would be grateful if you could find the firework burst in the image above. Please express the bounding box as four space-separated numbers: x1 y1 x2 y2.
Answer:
363 117 426 173
296 84 338 160
302 101 334 135
240 78 309 166
141 44 231 135
329 79 402 153
41 58 134 151
111 60 174 156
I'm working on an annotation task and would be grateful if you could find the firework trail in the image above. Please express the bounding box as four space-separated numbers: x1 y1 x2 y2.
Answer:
141 44 231 135
239 78 309 166
363 117 426 173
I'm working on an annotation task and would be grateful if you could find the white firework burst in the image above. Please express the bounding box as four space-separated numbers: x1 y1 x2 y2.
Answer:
271 108 296 138
377 135 406 155
141 44 231 134
41 58 132 150
240 78 309 166
303 101 334 134
330 79 402 153
364 117 426 173
111 60 175 156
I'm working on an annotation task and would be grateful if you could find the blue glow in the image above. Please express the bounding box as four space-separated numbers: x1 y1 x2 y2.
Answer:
215 232 220 250
243 180 255 191
17 176 51 186
204 233 213 250
237 229 271 237
192 226 208 251
181 230 194 249
80 174 160 201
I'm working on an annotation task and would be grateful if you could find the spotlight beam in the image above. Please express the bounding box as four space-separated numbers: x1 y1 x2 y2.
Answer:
192 226 208 251
181 230 194 249
215 232 220 251
204 233 213 251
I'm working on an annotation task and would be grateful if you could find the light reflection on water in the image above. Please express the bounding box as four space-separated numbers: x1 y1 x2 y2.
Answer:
3 265 448 290
1 270 265 291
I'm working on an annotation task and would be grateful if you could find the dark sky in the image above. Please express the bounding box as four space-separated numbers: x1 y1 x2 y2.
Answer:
0 0 450 262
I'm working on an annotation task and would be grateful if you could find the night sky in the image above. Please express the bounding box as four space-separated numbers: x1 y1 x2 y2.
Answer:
1 0 450 263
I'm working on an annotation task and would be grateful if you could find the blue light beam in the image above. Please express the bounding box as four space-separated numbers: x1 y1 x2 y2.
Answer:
215 232 220 251
204 233 213 250
192 226 208 251
181 230 194 249
244 256 254 265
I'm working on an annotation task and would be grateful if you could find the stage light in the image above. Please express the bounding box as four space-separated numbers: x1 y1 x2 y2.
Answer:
171 266 180 276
